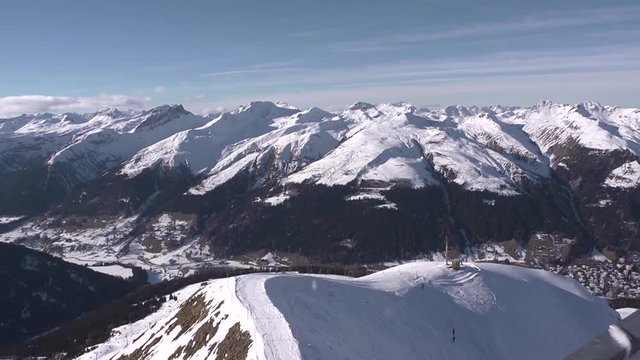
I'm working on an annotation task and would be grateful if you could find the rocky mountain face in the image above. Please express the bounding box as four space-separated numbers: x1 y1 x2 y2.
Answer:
1 100 639 278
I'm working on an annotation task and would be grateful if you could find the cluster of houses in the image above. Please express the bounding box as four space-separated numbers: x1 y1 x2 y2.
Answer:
548 256 640 298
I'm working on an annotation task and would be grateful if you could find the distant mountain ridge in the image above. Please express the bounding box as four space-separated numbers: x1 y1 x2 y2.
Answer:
1 100 640 278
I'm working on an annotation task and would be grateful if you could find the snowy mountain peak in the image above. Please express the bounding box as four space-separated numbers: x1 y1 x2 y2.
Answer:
347 101 376 111
580 100 606 110
534 99 561 109
483 105 519 117
233 101 298 116
275 100 297 109
5 100 640 209
60 112 88 124
114 99 640 197
92 107 126 119
132 105 195 132
291 107 334 123
142 104 188 117
384 101 417 114
214 101 299 129
444 105 473 117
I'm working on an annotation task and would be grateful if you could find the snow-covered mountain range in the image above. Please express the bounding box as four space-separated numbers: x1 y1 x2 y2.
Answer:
76 262 619 360
3 100 639 197
1 100 640 278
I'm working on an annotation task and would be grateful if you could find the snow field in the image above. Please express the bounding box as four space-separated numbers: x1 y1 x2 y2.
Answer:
80 262 619 360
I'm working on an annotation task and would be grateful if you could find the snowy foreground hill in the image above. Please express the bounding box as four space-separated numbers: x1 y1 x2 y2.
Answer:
79 262 618 360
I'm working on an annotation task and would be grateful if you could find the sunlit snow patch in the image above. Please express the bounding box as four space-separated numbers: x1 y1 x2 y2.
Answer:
89 264 134 279
604 161 640 188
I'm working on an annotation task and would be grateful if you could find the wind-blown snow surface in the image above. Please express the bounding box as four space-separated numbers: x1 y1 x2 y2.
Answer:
79 262 617 360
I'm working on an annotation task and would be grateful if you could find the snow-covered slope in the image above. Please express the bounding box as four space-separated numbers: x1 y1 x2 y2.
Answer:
79 262 618 360
507 101 640 163
0 106 210 189
285 103 441 189
604 161 640 188
121 101 299 178
3 100 640 200
3 100 640 279
46 105 210 188
124 100 585 197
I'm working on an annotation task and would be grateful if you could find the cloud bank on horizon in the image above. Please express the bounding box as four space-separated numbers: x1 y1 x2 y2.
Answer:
0 0 639 116
0 95 151 117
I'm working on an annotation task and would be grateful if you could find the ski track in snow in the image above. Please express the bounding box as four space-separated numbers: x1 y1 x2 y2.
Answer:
236 274 301 360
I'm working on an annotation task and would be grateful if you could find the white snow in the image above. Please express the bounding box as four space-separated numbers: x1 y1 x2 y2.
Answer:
617 308 638 320
346 193 385 201
4 100 640 206
4 100 640 282
604 161 640 188
38 106 209 188
467 243 526 263
591 248 610 262
121 101 299 178
89 264 134 279
0 215 218 282
608 324 632 358
188 153 260 195
80 262 618 360
0 216 23 224
589 199 613 207
119 100 598 199
255 194 290 206
78 278 265 360
2 100 640 199
515 102 628 155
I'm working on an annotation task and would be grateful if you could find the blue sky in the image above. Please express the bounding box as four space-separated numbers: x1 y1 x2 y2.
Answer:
1 0 639 115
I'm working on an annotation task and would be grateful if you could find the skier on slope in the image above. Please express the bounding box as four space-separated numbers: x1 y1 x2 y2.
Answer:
452 328 456 343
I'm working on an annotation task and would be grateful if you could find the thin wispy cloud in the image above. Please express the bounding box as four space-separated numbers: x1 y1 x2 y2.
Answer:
144 60 205 73
0 94 151 117
202 45 640 93
189 69 640 113
202 61 304 78
3 1 639 113
291 28 339 38
202 67 303 77
331 5 640 52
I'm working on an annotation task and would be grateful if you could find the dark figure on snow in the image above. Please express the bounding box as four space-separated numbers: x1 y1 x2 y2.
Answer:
452 328 456 343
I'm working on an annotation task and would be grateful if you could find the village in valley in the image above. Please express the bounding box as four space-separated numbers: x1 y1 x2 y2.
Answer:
467 238 640 300
546 254 640 299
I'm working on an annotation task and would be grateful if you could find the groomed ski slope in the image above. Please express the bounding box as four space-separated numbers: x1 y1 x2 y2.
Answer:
79 262 619 360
